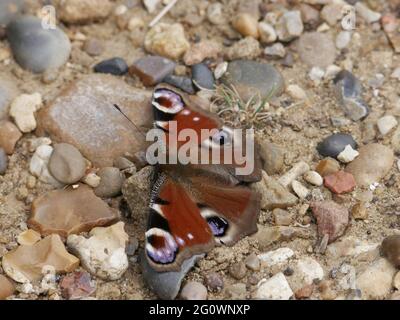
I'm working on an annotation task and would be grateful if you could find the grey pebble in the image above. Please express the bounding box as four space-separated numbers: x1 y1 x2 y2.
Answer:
317 133 357 158
94 167 124 198
164 75 195 94
0 148 7 175
191 63 215 90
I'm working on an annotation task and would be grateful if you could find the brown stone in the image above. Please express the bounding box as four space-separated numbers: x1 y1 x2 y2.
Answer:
129 55 175 86
295 284 314 299
316 157 340 177
351 202 368 220
0 275 15 300
55 0 113 24
183 40 222 66
311 201 349 244
17 229 41 246
381 235 400 268
60 271 96 300
324 171 356 194
2 234 79 283
36 74 152 167
0 120 22 154
29 184 118 239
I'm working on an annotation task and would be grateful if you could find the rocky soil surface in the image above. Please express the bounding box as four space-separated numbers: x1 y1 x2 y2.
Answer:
0 0 400 300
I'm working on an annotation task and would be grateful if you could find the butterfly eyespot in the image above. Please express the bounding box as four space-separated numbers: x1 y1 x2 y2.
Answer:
212 130 231 146
153 89 184 114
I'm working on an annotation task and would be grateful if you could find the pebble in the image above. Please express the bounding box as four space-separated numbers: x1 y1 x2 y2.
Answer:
224 37 261 61
276 10 304 42
232 13 259 39
351 202 368 220
308 67 325 83
251 171 298 210
264 43 286 58
299 3 319 25
2 234 79 283
0 120 22 154
291 180 310 199
67 222 129 281
377 115 398 136
29 145 62 187
286 84 307 101
17 229 41 246
130 55 175 86
355 2 381 24
258 22 277 44
245 253 260 271
83 38 104 57
0 148 7 175
258 248 294 267
334 70 369 121
164 75 195 94
60 271 96 300
9 93 42 133
143 0 160 13
214 62 228 80
324 171 356 194
295 284 314 299
29 184 118 239
336 31 352 49
144 23 190 60
48 143 87 184
94 57 128 76
304 171 323 186
204 272 224 291
82 172 101 188
180 281 207 300
183 40 221 66
37 74 152 167
256 273 293 300
298 32 336 68
311 201 349 244
191 63 215 90
326 236 378 259
0 275 15 300
222 60 284 101
381 235 400 268
225 283 247 300
356 258 396 299
317 133 357 159
391 67 400 80
321 3 344 26
229 261 247 280
324 65 342 80
7 16 71 73
289 258 324 293
141 250 203 300
316 157 340 177
393 272 400 290
337 145 359 163
94 167 124 198
56 0 113 24
345 144 394 187
258 141 284 175
0 78 19 120
207 2 225 25
279 161 310 188
273 208 293 226
391 128 400 153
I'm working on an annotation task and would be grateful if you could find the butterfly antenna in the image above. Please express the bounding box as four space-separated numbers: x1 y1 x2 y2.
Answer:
113 104 146 138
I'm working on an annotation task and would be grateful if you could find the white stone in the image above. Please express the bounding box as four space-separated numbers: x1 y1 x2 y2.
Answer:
288 257 324 291
27 137 52 153
324 64 342 80
67 222 129 281
316 22 330 32
286 84 307 100
391 67 400 80
355 2 381 23
276 11 304 42
258 248 295 267
337 144 359 163
143 0 160 13
356 258 396 299
377 115 398 136
258 22 277 44
336 31 352 49
207 3 224 25
279 161 310 188
264 43 286 58
127 17 144 31
9 93 42 133
327 237 379 258
394 271 400 290
29 145 62 187
309 67 325 83
114 4 127 16
214 62 228 79
304 170 323 186
338 263 357 290
291 180 309 199
256 273 293 300
82 172 101 188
